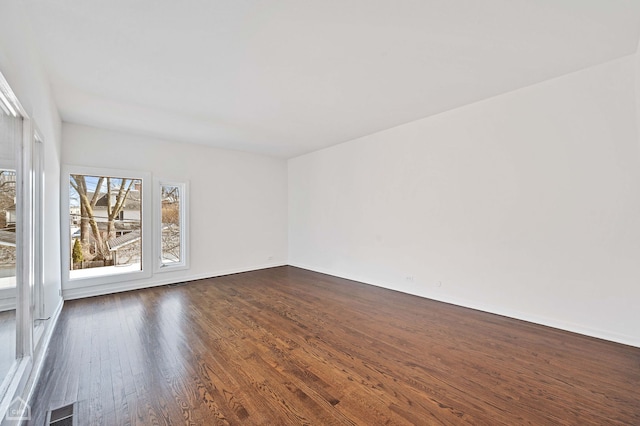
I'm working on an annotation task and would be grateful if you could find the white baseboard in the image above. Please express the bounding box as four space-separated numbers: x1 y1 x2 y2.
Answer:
22 298 63 408
289 262 640 349
62 262 287 301
0 297 63 425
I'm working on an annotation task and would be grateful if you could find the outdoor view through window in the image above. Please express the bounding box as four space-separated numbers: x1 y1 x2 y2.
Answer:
69 174 142 279
0 170 16 290
160 184 182 266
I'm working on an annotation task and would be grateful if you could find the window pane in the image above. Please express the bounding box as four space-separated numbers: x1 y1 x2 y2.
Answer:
69 174 142 279
0 169 16 386
160 185 181 265
0 170 16 290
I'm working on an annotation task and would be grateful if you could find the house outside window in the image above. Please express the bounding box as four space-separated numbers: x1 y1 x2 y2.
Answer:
63 166 152 288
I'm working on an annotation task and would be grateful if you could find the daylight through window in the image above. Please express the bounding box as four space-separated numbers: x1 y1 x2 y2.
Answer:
0 169 16 290
156 180 189 271
160 183 184 267
69 174 143 279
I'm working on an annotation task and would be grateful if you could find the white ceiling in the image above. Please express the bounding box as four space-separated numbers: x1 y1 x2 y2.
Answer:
22 0 640 158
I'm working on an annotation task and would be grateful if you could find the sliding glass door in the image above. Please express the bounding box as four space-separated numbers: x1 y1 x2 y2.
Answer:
0 71 44 422
0 82 21 398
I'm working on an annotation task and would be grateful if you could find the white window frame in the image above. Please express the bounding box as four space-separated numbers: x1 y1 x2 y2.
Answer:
154 179 189 272
61 165 152 289
32 132 45 345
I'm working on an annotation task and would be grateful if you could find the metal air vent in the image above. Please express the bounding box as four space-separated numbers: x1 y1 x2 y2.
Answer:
45 402 77 426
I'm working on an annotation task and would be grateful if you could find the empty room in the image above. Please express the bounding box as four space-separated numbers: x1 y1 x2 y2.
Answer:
1 1 639 425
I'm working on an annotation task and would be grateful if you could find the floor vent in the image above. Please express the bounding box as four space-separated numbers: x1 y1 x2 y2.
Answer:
46 403 77 426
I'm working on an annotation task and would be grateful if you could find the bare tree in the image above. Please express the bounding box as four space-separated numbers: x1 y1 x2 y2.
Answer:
70 175 136 262
70 175 104 258
105 177 135 240
0 170 16 226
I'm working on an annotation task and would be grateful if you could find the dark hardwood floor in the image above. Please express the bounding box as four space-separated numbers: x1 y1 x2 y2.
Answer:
29 266 639 425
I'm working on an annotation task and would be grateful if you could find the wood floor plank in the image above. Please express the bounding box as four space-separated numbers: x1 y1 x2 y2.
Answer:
28 266 640 425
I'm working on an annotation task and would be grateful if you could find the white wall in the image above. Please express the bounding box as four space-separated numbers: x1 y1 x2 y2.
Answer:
62 123 288 298
0 1 63 318
0 3 64 420
289 54 640 347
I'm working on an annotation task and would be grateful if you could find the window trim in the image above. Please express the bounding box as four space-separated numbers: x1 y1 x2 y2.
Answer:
32 132 45 345
154 179 189 273
61 165 152 289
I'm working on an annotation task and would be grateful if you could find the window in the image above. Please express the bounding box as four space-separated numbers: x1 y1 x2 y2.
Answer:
0 170 16 292
156 181 188 271
62 166 151 287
